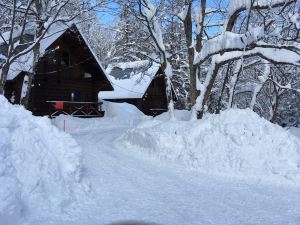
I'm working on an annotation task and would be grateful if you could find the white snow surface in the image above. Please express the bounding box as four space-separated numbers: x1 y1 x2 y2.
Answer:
121 108 300 186
0 96 85 225
1 100 300 224
290 127 300 139
50 103 300 225
228 0 290 16
102 100 146 119
100 61 160 99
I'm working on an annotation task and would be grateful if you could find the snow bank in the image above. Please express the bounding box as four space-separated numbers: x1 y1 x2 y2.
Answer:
103 101 145 119
155 109 191 121
289 127 300 139
120 109 300 186
0 96 83 224
52 101 147 133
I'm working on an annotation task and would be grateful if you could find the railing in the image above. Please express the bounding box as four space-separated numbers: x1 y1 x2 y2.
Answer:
47 101 104 118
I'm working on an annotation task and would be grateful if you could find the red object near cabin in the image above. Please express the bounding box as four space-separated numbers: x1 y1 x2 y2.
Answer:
54 101 64 110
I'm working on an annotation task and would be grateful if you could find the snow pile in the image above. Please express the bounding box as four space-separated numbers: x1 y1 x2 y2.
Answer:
120 109 300 185
0 96 83 224
53 101 146 133
290 127 300 139
103 101 145 119
155 109 191 121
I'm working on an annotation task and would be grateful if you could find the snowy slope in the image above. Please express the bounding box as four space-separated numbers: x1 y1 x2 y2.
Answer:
290 127 300 139
0 96 85 225
120 109 300 186
50 105 300 225
102 100 146 119
1 100 300 225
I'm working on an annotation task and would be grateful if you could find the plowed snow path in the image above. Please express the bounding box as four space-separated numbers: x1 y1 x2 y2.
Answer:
50 119 300 225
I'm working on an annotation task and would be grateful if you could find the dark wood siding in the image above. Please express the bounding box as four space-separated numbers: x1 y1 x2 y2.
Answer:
142 74 168 114
4 25 113 116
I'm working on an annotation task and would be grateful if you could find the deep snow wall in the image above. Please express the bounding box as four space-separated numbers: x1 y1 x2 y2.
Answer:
0 96 84 224
120 109 300 186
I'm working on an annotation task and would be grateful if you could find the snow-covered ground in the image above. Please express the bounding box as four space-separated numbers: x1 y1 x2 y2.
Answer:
121 109 300 186
0 96 87 225
290 127 300 139
1 99 300 225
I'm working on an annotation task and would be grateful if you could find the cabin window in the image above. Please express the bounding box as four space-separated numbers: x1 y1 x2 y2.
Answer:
61 51 70 66
84 72 92 79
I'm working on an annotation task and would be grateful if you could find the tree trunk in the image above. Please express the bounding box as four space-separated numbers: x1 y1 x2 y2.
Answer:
270 82 280 123
270 95 279 123
193 61 221 119
250 61 270 110
0 63 10 95
162 61 175 120
21 3 42 108
228 59 242 108
189 56 198 107
21 73 33 108
183 3 199 108
216 63 230 113
21 43 40 108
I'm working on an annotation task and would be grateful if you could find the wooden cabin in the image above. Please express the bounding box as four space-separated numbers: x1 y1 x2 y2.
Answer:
100 61 177 116
3 24 113 117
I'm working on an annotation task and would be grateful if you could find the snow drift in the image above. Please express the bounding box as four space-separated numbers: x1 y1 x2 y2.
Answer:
120 109 300 186
102 100 145 119
0 96 83 224
52 101 147 134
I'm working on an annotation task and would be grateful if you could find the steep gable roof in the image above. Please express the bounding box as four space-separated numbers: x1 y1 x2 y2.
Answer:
2 23 112 86
99 60 161 100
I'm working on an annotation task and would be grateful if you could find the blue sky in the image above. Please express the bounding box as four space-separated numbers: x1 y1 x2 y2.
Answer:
95 0 228 34
95 2 120 26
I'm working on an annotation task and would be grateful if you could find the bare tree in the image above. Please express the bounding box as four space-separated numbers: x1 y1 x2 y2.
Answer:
137 0 176 119
178 0 300 119
0 0 108 101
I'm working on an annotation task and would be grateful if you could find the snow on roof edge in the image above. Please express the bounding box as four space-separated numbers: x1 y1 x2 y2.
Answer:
4 22 113 85
75 25 113 89
100 61 161 100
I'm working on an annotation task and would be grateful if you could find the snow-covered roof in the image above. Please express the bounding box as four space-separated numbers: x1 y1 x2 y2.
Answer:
0 29 21 46
99 60 161 100
2 23 66 80
0 23 36 46
2 23 111 83
5 53 33 80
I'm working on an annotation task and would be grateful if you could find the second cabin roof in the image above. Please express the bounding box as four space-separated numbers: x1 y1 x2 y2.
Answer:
99 60 161 100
